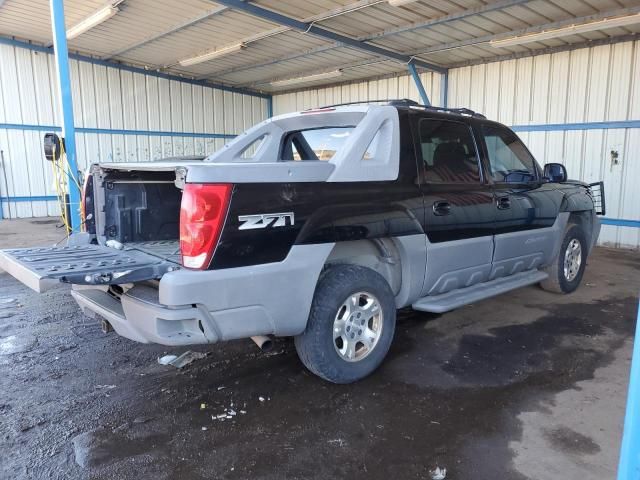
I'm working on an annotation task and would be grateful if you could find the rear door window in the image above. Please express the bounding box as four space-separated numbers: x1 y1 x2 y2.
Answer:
417 119 481 184
281 127 353 161
482 125 538 183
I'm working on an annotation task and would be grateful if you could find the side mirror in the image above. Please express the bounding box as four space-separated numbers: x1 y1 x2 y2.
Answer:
543 163 567 183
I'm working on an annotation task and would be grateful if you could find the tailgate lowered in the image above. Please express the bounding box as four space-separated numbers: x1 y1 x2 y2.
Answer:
0 244 180 293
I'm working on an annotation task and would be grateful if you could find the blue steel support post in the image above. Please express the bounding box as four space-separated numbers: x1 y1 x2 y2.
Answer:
267 95 273 118
50 0 82 232
440 70 449 107
618 299 640 480
408 62 430 106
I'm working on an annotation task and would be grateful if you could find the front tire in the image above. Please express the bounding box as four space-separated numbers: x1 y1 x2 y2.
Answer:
540 223 588 294
294 265 396 384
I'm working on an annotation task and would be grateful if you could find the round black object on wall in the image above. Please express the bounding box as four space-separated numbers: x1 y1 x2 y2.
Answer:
43 133 65 161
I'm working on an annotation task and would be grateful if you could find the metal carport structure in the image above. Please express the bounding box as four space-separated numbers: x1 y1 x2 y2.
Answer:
0 0 639 245
0 1 639 477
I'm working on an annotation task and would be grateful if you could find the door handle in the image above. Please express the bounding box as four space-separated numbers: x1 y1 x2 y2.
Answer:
496 196 511 210
432 201 452 216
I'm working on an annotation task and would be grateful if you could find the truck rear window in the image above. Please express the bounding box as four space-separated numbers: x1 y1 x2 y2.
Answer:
281 127 354 161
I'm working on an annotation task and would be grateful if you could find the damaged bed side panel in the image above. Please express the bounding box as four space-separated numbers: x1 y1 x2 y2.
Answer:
0 244 179 293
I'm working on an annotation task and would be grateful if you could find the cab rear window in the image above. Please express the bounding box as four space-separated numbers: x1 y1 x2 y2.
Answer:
280 127 353 161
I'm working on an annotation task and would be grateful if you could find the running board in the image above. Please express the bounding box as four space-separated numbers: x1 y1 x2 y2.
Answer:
412 270 548 313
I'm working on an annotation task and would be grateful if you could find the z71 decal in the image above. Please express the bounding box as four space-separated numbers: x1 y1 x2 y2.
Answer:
238 212 295 230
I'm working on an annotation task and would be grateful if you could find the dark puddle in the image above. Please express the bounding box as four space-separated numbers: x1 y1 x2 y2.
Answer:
543 426 601 456
75 296 635 480
72 428 171 469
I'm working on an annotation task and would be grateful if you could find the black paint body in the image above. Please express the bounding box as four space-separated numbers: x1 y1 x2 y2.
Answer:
210 107 595 270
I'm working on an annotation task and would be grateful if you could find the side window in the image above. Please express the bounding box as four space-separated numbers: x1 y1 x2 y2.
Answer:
362 129 381 160
483 125 538 183
281 127 353 161
418 119 481 184
240 134 267 159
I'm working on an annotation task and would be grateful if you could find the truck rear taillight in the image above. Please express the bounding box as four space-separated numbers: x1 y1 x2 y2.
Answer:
180 183 232 270
81 171 95 234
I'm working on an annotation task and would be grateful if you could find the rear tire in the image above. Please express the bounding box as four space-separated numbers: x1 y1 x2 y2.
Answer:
294 264 396 384
540 223 587 294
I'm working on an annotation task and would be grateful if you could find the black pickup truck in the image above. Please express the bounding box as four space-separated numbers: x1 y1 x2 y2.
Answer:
0 100 603 383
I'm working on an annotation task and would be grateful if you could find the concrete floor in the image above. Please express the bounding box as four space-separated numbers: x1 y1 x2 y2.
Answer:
0 217 638 480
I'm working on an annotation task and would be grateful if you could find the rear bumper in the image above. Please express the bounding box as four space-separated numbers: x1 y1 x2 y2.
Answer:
71 286 218 346
70 244 334 346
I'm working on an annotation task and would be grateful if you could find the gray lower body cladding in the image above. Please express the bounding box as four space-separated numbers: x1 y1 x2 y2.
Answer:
71 244 334 346
418 213 569 298
67 212 600 347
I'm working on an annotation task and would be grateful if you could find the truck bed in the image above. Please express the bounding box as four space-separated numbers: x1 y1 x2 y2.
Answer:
126 240 181 264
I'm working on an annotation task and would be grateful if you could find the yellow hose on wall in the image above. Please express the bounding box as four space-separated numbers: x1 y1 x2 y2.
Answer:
49 141 82 234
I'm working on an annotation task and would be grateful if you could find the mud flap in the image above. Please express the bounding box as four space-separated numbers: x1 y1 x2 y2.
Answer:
0 244 180 293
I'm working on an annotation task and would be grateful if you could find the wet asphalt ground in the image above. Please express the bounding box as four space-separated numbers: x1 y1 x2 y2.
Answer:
0 218 638 480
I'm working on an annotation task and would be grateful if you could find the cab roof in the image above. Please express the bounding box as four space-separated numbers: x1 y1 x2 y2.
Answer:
307 99 487 120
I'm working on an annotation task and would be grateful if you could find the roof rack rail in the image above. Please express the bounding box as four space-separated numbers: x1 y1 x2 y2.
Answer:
426 106 486 119
409 103 486 119
314 99 486 118
313 99 420 109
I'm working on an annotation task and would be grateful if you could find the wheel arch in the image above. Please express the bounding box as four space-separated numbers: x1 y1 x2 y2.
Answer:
567 210 598 256
559 188 599 256
323 234 426 308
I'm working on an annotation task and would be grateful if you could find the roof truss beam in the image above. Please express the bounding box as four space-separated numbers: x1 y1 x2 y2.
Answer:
447 33 638 69
365 0 530 41
211 4 640 88
407 5 640 58
202 0 529 81
235 57 390 87
104 6 228 59
212 0 446 74
111 0 384 64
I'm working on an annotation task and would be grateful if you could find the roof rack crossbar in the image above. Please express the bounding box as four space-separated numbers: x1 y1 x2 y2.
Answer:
313 99 486 118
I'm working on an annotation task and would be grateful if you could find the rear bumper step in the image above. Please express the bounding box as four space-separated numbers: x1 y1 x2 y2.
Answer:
71 286 218 346
412 270 548 313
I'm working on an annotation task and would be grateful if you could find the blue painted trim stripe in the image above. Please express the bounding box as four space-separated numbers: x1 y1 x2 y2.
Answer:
1 196 58 203
0 36 269 100
512 120 640 132
0 123 236 139
601 218 640 228
0 123 55 132
2 196 640 228
4 120 639 137
617 298 640 480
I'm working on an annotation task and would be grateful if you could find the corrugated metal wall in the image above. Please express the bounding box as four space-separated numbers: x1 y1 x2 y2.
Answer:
273 71 443 114
3 38 638 248
273 40 640 249
447 40 639 249
0 42 269 219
